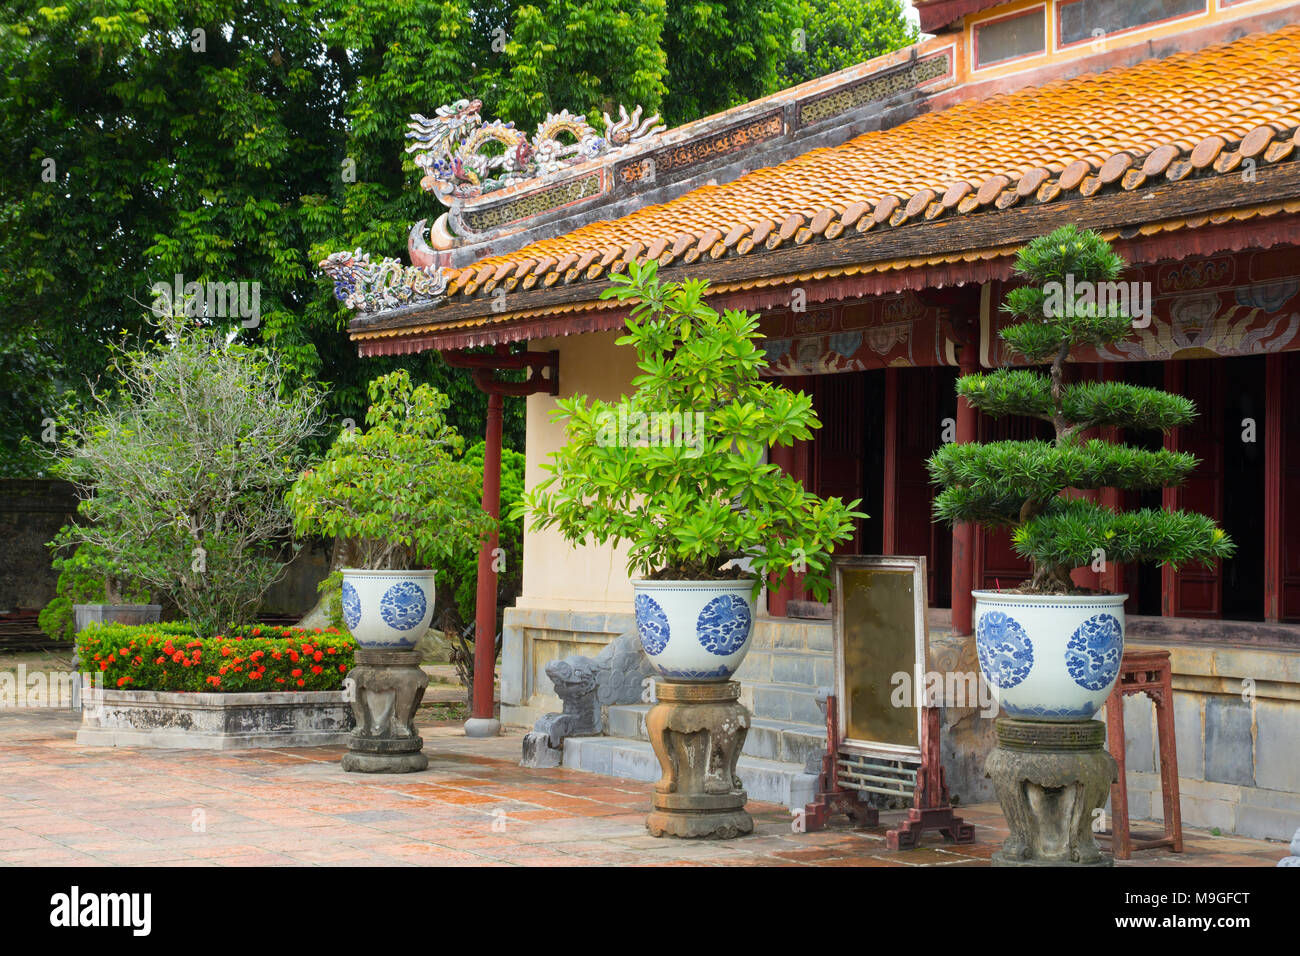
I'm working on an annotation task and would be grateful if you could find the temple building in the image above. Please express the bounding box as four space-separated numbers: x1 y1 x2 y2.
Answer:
338 0 1300 839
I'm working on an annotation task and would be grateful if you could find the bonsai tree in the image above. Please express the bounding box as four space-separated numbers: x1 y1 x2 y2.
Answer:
286 370 494 572
515 261 864 600
928 225 1234 593
50 321 325 635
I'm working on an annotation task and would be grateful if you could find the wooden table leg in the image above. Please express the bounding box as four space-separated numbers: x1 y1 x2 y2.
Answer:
1106 691 1132 861
1154 685 1184 852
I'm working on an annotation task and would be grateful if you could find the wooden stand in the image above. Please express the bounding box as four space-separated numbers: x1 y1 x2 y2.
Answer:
803 694 974 848
1098 649 1183 860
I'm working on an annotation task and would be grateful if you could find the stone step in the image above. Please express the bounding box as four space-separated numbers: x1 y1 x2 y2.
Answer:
732 646 834 687
561 734 821 810
607 703 825 766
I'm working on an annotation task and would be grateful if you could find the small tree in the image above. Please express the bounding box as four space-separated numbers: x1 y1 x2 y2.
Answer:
928 225 1234 593
516 261 864 600
51 322 325 634
286 371 494 572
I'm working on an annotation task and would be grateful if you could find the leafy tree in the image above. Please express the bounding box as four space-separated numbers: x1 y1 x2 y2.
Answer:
516 262 864 600
778 0 917 87
1 0 917 480
928 226 1235 593
661 0 794 125
286 370 495 571
50 321 326 635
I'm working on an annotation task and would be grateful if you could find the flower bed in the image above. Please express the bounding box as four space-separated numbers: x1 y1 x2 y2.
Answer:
76 622 357 692
75 623 359 750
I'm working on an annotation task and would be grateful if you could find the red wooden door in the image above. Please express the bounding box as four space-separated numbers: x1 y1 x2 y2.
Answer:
1163 360 1225 618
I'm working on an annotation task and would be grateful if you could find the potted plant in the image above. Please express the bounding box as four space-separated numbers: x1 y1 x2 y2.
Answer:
929 226 1234 719
516 262 864 681
287 371 494 650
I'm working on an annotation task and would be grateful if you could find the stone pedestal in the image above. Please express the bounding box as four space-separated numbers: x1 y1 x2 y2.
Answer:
985 717 1117 866
342 648 429 773
645 680 753 840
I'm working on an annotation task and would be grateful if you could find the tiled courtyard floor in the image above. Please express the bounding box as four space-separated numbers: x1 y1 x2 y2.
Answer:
0 708 1288 867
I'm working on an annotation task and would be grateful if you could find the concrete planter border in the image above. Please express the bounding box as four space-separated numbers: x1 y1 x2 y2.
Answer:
78 687 354 750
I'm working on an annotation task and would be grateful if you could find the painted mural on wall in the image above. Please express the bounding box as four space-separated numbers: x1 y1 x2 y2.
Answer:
986 250 1300 366
758 292 962 375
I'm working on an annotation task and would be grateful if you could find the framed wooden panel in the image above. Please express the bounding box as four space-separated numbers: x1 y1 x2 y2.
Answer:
832 555 929 762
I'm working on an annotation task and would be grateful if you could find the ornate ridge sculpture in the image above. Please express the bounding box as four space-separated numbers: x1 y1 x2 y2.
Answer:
318 249 448 314
404 99 666 205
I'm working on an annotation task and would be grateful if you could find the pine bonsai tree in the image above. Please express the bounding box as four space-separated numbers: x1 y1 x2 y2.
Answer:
928 225 1235 594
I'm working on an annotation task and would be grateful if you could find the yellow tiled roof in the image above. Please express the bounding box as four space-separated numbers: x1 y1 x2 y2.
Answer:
406 25 1300 315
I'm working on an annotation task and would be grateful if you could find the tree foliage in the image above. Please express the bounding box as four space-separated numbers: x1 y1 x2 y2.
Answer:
1 2 918 477
928 226 1235 593
778 0 916 87
287 370 495 571
49 322 326 635
515 262 864 600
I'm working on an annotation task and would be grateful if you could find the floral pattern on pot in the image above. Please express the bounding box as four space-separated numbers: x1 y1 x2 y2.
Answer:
976 611 1034 690
1065 613 1124 691
379 581 428 632
696 594 752 656
635 593 670 656
341 581 362 631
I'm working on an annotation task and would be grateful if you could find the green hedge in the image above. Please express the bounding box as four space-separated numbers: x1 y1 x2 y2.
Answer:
76 622 356 693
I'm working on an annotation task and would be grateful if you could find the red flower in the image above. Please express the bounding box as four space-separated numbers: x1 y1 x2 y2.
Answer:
338 664 346 673
291 668 302 678
252 627 262 636
275 677 285 684
313 651 323 662
221 646 232 657
172 651 184 663
311 665 322 675
296 679 305 687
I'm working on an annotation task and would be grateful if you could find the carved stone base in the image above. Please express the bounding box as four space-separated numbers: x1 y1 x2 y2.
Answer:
342 648 429 774
645 681 753 840
985 718 1117 867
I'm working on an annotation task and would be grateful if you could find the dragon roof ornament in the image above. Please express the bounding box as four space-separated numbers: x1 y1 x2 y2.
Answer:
404 100 666 205
318 249 448 314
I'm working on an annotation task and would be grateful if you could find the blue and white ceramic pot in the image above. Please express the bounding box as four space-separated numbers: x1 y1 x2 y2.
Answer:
973 591 1127 720
341 569 437 649
632 579 756 682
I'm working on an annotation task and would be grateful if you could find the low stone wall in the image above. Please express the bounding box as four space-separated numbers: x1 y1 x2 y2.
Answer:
78 688 354 749
1114 639 1300 842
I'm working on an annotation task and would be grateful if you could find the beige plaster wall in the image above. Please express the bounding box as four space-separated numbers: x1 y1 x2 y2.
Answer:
520 332 640 612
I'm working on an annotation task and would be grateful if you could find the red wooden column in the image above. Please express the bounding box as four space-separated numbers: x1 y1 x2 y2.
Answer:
950 348 979 636
1265 353 1283 623
469 390 503 732
767 376 811 616
442 347 558 738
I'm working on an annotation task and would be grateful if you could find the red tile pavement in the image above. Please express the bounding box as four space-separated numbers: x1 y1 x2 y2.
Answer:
0 708 1288 867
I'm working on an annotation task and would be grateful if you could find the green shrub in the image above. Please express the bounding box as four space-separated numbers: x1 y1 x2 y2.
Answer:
39 542 150 643
286 370 494 571
76 622 356 693
516 262 864 600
